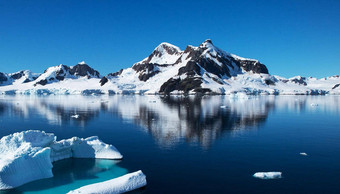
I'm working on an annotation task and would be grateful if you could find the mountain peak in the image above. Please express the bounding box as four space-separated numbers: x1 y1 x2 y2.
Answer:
78 61 87 65
200 39 213 48
136 42 182 65
154 42 181 55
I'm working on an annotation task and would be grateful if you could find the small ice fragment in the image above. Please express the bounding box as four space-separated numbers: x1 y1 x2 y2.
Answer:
310 103 318 106
220 105 227 109
253 172 282 179
300 152 308 156
71 114 80 119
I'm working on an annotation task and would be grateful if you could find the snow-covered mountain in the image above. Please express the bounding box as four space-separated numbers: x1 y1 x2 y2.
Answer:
34 61 101 86
100 39 339 95
0 70 40 86
0 40 339 95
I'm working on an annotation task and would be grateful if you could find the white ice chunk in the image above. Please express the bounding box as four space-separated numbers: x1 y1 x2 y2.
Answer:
310 103 318 106
253 172 282 179
50 136 123 162
300 152 308 156
67 170 147 194
72 136 123 159
0 130 123 190
220 105 227 109
71 114 80 118
0 131 55 189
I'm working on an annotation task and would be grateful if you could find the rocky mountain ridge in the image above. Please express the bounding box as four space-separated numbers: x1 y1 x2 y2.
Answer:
0 40 339 95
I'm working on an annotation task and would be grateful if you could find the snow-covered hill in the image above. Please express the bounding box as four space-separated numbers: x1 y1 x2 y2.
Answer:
33 61 101 86
0 70 40 86
0 40 339 95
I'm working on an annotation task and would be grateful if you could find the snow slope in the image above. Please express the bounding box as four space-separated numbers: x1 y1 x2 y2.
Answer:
0 130 122 190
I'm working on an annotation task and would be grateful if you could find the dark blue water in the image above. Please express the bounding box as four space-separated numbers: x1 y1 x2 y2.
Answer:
0 95 339 193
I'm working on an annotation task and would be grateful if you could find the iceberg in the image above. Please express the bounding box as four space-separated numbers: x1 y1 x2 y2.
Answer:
71 114 80 119
253 172 282 179
67 170 147 194
0 130 123 190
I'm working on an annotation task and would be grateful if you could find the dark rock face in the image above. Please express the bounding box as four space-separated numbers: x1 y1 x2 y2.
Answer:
10 71 24 80
108 69 123 77
332 84 340 90
100 69 124 86
178 61 201 76
23 78 33 83
56 65 69 80
133 63 155 73
265 79 276 85
132 63 162 82
290 77 307 86
139 70 160 81
234 60 269 74
69 64 100 78
35 79 48 86
99 77 108 86
159 77 210 94
0 73 8 83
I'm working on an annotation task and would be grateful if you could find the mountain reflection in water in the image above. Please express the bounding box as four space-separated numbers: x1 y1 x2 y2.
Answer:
0 95 339 148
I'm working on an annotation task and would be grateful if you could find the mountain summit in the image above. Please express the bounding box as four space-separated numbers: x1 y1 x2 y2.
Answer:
102 39 269 94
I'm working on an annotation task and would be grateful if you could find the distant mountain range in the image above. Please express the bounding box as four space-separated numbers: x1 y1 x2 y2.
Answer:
0 40 339 95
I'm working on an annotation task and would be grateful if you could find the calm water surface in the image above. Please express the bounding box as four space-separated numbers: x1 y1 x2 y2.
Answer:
0 95 339 194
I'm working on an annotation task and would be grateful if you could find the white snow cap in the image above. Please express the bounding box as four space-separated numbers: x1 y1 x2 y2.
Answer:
253 172 282 179
200 39 214 47
78 61 86 65
155 42 181 52
67 170 147 194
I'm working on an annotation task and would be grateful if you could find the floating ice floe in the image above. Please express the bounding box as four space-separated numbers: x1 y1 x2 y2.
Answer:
300 152 308 156
310 103 318 106
71 114 80 119
0 130 122 190
67 170 147 194
253 172 282 179
220 105 227 109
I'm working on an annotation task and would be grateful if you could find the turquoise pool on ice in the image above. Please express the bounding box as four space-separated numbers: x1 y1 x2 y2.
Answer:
3 159 128 194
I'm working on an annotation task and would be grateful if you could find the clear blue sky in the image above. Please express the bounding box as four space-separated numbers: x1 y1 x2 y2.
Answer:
0 0 339 78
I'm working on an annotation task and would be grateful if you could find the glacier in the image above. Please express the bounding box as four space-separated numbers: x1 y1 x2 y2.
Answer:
0 130 122 190
67 170 147 194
